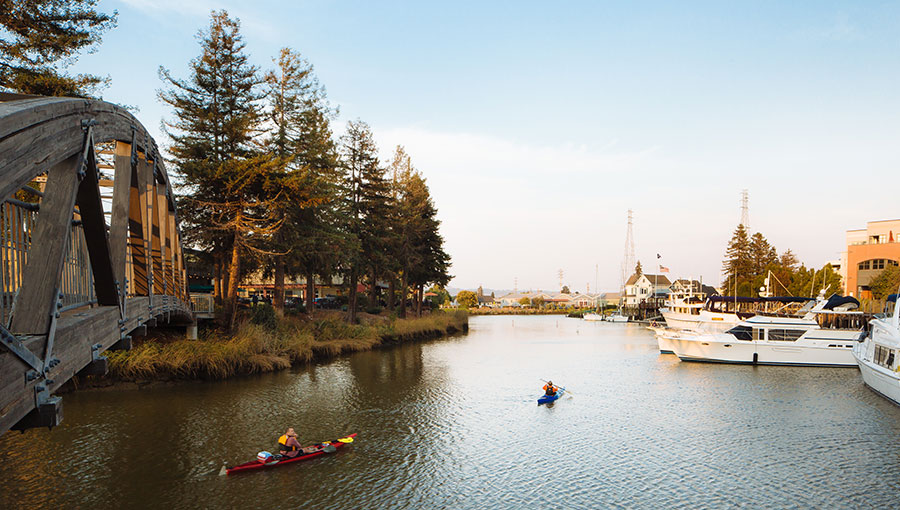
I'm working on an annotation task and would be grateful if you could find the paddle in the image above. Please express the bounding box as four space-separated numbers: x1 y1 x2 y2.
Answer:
539 378 574 396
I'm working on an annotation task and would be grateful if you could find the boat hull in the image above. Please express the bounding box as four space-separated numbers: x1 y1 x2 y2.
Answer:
226 433 357 475
670 333 857 366
538 389 565 405
583 313 603 322
854 350 900 406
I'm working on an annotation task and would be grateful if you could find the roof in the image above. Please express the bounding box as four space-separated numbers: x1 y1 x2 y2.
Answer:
626 273 671 286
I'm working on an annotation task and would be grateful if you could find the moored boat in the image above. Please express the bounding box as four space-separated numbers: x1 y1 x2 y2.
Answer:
225 433 357 475
853 295 900 405
583 313 604 321
669 295 869 366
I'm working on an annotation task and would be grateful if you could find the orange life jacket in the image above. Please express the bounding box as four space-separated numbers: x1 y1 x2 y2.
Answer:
278 434 298 452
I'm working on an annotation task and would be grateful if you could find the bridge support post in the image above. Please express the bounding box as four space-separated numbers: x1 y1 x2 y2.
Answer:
109 335 132 351
11 396 62 432
187 323 198 340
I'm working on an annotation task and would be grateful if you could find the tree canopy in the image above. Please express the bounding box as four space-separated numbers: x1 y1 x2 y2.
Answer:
0 0 117 96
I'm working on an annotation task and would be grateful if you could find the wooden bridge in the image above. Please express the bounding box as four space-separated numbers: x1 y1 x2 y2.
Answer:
0 93 193 434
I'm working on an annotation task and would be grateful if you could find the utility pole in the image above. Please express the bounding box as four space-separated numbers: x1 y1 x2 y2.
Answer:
623 209 635 288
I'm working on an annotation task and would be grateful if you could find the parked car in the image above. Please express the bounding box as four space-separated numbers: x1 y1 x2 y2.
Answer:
314 296 339 309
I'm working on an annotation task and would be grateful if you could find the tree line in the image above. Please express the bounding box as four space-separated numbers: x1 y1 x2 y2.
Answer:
161 11 451 328
0 5 452 329
722 224 841 298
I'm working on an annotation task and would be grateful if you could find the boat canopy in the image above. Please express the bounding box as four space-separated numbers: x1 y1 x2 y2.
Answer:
707 296 765 304
823 295 860 310
706 296 813 304
888 294 898 303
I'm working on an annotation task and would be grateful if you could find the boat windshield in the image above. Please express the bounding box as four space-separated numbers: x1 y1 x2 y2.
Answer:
726 325 752 341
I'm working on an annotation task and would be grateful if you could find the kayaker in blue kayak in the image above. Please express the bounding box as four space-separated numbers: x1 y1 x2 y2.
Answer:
543 381 558 396
277 428 303 458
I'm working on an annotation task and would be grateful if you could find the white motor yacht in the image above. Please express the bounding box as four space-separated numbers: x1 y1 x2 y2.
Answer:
853 294 900 405
583 313 604 321
654 296 815 353
668 295 868 366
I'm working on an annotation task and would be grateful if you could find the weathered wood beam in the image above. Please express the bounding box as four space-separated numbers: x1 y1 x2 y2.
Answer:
109 141 133 291
9 154 80 334
75 134 118 307
128 155 150 296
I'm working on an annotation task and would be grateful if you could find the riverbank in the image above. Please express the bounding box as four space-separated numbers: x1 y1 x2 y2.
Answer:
465 307 590 316
79 310 467 386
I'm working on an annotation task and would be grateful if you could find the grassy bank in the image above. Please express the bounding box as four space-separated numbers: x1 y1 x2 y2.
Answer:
103 310 468 381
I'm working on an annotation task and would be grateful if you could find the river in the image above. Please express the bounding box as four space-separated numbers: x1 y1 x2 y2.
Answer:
1 315 899 508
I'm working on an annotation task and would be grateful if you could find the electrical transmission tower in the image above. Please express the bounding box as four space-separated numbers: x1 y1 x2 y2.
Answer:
514 277 518 295
557 269 564 292
740 189 750 230
622 209 636 287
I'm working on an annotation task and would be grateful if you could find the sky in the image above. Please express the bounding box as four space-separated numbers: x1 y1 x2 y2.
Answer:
65 0 900 293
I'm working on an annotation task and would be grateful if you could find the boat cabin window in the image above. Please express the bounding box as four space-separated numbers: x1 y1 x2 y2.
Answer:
874 345 896 370
766 329 805 342
726 326 752 341
753 328 765 341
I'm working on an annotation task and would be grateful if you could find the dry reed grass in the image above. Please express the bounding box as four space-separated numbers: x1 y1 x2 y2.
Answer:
106 310 468 381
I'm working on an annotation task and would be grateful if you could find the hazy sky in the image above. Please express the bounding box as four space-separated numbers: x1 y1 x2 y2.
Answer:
70 1 900 292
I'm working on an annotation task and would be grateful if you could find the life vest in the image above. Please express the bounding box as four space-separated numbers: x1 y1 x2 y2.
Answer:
543 384 556 396
278 434 298 452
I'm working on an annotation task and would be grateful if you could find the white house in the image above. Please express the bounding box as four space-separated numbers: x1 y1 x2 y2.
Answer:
623 273 671 307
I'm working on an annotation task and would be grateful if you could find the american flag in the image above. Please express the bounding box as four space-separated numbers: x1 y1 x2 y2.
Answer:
659 266 670 273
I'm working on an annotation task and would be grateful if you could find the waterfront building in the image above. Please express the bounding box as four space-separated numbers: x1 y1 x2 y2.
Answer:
840 219 900 298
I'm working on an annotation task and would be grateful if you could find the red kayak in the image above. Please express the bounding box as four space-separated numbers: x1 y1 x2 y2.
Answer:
225 433 357 475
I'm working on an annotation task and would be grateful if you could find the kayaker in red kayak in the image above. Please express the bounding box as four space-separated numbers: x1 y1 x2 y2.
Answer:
543 381 558 396
277 428 304 458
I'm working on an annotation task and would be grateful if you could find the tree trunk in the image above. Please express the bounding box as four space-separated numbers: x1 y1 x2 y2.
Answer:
387 277 395 311
222 253 231 309
399 271 407 319
416 285 423 317
348 267 358 323
213 254 222 306
369 265 378 310
305 268 315 314
274 256 285 317
224 239 241 331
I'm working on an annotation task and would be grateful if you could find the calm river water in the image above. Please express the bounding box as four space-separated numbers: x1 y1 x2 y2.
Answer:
2 315 900 509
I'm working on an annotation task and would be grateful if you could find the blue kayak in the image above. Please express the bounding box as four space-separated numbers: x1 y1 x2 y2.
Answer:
537 388 565 405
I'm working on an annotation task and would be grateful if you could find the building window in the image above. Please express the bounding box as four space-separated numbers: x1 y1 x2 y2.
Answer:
890 260 899 267
859 260 870 270
874 259 885 270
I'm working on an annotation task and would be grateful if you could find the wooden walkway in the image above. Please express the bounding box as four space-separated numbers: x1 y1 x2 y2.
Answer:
0 94 192 434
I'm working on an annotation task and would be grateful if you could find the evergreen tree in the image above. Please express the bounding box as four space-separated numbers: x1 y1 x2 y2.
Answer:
340 120 388 322
722 224 752 295
634 261 642 278
749 232 778 276
0 0 116 96
159 10 278 329
262 47 328 314
396 169 451 317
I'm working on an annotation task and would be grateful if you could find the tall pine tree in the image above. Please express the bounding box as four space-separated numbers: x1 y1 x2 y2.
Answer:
159 10 279 329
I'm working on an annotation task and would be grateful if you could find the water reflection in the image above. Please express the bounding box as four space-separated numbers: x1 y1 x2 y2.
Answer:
1 316 900 509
